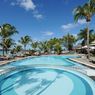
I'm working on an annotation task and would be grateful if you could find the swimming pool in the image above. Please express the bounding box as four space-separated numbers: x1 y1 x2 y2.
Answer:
0 67 95 95
6 55 82 67
0 55 95 95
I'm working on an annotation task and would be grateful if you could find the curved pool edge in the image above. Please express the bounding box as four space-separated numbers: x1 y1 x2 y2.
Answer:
31 66 95 94
68 58 95 69
1 65 95 95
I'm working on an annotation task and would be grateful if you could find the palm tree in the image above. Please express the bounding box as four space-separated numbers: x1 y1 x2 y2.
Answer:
62 33 76 51
0 23 18 56
78 28 95 46
90 0 95 5
0 38 14 54
40 41 49 54
4 38 14 54
48 38 62 54
14 45 22 53
54 43 62 55
31 41 39 51
74 2 95 58
19 35 31 51
37 42 43 53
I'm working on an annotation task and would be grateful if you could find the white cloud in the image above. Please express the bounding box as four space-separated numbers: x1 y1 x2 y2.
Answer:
10 0 44 20
20 0 36 11
61 19 86 31
33 13 43 19
72 34 77 37
11 0 36 11
11 2 16 6
32 10 43 20
33 38 39 42
43 31 54 36
78 19 86 25
61 23 77 30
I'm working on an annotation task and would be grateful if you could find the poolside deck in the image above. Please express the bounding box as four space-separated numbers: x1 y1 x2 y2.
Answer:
69 56 95 80
69 57 95 69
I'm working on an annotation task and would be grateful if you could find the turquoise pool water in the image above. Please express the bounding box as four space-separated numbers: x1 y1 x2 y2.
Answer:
0 67 95 95
7 55 81 67
0 55 95 95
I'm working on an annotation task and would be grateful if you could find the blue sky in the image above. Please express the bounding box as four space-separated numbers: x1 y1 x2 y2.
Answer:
0 0 95 42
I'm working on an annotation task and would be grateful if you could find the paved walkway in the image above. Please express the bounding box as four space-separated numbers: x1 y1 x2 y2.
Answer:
69 57 95 80
69 57 95 69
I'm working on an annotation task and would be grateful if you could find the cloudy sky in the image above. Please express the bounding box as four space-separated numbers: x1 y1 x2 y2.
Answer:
0 0 95 41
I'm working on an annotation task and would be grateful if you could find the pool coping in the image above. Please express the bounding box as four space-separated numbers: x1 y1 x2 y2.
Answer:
68 58 95 80
68 58 95 69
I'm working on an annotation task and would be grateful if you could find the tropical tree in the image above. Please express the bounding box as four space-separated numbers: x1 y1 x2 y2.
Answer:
0 38 14 54
78 28 95 46
37 42 43 54
62 33 76 51
74 1 95 58
31 41 39 51
19 35 31 50
38 38 62 54
37 40 53 54
48 38 62 53
4 38 14 54
54 43 62 54
90 0 95 5
13 45 22 53
40 41 49 54
0 23 18 56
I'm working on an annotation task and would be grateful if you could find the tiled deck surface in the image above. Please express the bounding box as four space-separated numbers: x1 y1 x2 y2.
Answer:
69 57 95 69
69 57 95 80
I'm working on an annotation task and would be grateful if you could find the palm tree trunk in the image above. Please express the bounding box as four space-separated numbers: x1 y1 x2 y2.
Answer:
87 22 90 59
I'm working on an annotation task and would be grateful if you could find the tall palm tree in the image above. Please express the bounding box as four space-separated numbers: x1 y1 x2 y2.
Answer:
19 35 31 51
0 23 18 56
78 28 95 46
74 2 95 58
